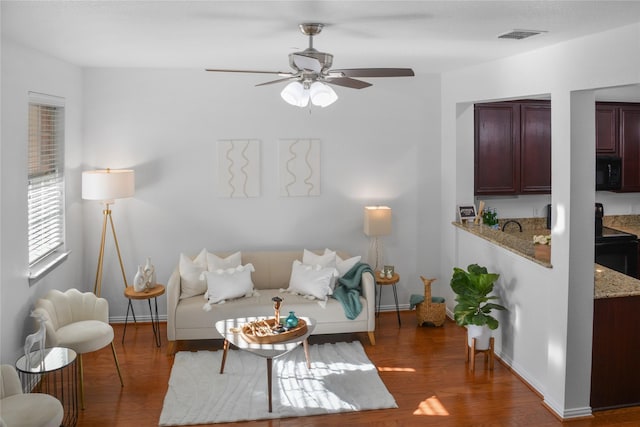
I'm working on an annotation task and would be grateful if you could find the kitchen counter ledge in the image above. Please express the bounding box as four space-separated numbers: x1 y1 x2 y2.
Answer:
452 221 640 299
452 221 551 267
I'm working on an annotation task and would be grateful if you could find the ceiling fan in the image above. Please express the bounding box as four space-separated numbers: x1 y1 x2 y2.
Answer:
205 23 415 107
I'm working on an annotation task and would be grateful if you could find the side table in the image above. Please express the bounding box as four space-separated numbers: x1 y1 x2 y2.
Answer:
123 284 165 347
375 271 401 326
15 346 78 427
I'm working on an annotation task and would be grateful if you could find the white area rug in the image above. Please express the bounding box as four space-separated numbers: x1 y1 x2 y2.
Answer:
159 341 397 425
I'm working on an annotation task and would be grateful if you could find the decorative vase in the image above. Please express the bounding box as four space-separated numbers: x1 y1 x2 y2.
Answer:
144 257 156 289
133 265 146 292
467 324 492 350
379 271 386 279
285 311 299 328
386 271 393 279
534 244 551 262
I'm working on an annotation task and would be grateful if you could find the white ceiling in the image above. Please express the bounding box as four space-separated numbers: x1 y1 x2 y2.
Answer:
3 1 640 75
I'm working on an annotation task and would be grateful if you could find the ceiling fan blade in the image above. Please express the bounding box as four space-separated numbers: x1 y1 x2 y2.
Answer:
331 68 415 78
325 77 372 89
205 68 289 75
256 77 298 87
292 54 322 73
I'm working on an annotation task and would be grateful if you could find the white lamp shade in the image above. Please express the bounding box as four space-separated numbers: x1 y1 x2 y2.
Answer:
281 82 310 107
82 169 135 202
364 206 392 236
310 82 338 107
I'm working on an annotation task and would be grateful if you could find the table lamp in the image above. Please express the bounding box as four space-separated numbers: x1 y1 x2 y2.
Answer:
82 168 135 297
364 206 392 271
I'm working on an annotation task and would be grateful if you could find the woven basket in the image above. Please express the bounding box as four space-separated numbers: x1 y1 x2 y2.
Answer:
415 276 446 327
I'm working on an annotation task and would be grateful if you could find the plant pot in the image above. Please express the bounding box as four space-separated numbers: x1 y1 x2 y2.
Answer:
534 244 551 262
467 324 492 350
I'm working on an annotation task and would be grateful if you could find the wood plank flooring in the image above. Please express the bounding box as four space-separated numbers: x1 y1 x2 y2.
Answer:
76 311 640 426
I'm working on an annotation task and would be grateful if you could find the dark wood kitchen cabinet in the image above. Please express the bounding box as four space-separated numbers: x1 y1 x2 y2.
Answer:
596 102 640 192
474 100 551 195
619 104 640 192
591 295 640 410
595 103 619 155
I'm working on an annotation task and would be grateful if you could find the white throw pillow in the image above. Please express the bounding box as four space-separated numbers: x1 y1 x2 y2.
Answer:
202 263 255 304
287 260 337 301
303 249 336 268
335 253 362 277
207 251 242 271
179 248 208 299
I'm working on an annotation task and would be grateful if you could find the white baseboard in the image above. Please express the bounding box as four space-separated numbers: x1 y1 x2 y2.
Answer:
110 314 167 324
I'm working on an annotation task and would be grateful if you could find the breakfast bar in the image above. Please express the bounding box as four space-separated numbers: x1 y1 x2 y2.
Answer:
454 216 640 410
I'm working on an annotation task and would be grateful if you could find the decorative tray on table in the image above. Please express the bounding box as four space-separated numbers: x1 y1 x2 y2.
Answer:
241 318 308 344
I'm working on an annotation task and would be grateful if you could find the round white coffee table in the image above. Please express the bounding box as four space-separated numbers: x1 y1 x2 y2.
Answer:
215 316 315 413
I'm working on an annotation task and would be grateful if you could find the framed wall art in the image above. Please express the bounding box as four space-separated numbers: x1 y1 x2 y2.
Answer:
279 138 321 197
217 139 261 198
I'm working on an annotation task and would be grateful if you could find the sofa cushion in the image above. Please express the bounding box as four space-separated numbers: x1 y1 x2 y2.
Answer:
175 288 367 331
207 251 242 271
179 249 208 299
287 260 337 301
202 263 255 304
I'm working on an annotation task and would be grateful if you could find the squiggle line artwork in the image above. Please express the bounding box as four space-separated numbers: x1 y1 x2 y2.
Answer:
280 139 320 197
217 139 260 198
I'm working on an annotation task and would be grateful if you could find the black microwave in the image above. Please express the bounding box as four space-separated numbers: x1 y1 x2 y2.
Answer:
596 156 622 191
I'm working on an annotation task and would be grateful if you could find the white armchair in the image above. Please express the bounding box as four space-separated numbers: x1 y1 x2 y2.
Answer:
33 288 124 410
0 364 63 427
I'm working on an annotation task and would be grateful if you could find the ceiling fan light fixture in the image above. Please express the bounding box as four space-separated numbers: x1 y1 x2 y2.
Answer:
281 81 309 107
310 81 338 107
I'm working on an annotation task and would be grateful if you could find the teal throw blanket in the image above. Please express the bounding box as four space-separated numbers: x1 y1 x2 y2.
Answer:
409 294 425 310
332 262 374 320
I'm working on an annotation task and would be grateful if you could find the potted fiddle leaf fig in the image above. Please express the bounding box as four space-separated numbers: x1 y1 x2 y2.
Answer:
450 263 506 349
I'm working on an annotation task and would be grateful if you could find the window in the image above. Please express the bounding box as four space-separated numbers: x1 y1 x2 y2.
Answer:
27 92 67 279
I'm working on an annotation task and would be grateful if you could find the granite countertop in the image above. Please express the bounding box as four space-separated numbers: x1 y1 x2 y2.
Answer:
453 215 640 299
452 220 551 267
603 215 640 237
594 264 640 298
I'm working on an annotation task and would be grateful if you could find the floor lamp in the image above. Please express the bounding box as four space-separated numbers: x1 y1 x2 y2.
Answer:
82 169 135 297
364 206 392 272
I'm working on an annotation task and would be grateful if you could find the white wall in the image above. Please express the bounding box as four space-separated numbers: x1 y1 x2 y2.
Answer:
440 23 640 418
81 68 442 320
0 38 84 363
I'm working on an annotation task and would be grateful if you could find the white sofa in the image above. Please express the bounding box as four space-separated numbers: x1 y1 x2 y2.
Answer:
166 250 376 354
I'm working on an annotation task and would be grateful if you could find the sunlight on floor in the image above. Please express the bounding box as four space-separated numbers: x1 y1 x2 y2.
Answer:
413 395 450 416
377 366 416 372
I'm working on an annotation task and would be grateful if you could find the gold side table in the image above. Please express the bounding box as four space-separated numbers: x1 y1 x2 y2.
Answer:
123 284 165 347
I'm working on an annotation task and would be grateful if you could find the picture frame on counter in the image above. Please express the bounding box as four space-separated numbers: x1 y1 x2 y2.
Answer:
458 205 477 222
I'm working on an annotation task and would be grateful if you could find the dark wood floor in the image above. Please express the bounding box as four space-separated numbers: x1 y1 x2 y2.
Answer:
76 311 640 426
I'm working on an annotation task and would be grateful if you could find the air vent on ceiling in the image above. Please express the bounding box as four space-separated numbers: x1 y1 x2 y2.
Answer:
498 29 547 40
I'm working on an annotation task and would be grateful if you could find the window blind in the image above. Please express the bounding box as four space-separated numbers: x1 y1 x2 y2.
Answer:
28 95 65 266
